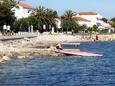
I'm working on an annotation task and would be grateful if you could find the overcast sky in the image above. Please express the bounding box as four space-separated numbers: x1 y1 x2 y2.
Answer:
19 0 115 19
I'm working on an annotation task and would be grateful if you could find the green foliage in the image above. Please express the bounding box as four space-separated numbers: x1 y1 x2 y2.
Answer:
27 16 39 30
19 18 29 31
3 0 16 7
78 25 87 32
12 20 20 33
111 17 115 22
61 19 78 32
101 18 108 23
61 10 79 33
87 27 93 32
13 18 29 32
111 22 115 28
0 0 16 26
33 6 58 32
111 17 115 28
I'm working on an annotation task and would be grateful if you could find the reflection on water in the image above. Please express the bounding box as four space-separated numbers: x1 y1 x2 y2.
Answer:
0 41 115 86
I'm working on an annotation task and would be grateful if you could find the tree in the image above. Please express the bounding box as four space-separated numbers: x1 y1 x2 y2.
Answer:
111 22 115 28
27 16 39 30
33 6 58 33
61 10 79 33
111 17 115 22
78 25 87 38
33 6 47 33
110 17 115 29
12 18 29 32
101 18 108 23
79 25 87 32
45 8 58 31
0 0 16 26
2 0 16 7
93 25 98 32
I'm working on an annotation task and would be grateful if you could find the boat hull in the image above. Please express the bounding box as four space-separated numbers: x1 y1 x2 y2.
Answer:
55 49 102 57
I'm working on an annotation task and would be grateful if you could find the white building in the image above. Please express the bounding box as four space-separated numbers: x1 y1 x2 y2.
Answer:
73 12 111 29
73 16 94 27
55 18 61 29
11 3 33 19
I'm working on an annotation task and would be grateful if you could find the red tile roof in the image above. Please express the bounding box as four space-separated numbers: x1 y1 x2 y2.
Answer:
79 12 97 15
74 17 91 22
18 3 33 9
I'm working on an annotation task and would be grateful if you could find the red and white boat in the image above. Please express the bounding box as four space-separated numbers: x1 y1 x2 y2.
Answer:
55 43 103 57
55 49 102 56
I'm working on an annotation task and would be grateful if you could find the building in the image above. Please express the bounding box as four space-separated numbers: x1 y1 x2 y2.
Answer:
11 3 33 19
73 12 111 29
55 18 61 29
73 16 94 27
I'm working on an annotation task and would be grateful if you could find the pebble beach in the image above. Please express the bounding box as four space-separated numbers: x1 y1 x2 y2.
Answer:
0 33 115 63
0 34 81 63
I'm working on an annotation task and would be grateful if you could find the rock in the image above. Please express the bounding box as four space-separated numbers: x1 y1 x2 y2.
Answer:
17 56 26 59
0 55 10 63
2 56 10 61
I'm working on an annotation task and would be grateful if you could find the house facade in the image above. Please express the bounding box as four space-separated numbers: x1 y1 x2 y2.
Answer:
11 3 33 19
73 12 112 29
55 18 61 29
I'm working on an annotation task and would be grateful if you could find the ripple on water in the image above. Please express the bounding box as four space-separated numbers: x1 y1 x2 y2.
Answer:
0 42 115 86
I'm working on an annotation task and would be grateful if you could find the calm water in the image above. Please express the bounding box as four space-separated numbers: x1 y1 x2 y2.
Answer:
0 41 115 86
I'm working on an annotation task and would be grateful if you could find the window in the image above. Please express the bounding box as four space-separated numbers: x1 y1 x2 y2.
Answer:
28 10 31 13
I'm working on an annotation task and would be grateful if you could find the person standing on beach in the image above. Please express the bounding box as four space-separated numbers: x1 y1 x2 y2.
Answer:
95 34 99 41
3 24 7 31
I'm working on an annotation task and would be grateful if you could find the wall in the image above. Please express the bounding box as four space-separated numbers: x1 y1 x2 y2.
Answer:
11 5 32 19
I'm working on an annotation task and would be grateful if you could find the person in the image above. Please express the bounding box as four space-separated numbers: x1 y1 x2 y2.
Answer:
56 43 63 50
3 24 7 32
30 25 33 32
7 25 10 32
94 34 99 41
96 34 99 41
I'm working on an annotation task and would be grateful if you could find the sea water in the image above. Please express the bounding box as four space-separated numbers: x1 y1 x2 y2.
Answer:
0 41 115 86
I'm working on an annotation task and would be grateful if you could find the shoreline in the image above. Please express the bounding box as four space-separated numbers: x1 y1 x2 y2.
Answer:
0 34 115 63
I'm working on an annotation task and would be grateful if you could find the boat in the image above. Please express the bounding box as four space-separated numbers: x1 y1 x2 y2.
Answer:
55 49 102 56
55 43 103 57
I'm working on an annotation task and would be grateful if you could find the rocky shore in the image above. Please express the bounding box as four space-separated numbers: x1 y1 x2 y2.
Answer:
0 34 75 63
0 33 115 63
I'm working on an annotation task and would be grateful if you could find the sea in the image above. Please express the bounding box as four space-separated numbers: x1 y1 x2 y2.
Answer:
0 41 115 86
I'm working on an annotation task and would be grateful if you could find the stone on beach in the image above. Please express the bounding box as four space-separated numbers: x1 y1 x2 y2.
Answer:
2 56 10 61
2 33 113 63
0 34 81 63
0 55 10 63
17 56 26 59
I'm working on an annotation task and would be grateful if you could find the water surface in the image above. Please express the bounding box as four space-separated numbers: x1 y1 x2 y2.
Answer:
0 41 115 86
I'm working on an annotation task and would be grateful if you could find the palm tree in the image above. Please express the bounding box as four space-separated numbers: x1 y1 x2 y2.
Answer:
79 25 87 38
33 6 46 32
45 8 58 31
33 6 58 33
61 10 79 34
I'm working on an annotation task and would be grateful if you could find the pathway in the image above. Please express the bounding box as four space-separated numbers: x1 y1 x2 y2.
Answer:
0 32 38 40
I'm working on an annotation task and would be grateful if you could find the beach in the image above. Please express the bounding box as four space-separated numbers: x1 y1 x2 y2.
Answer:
0 34 81 63
0 33 115 63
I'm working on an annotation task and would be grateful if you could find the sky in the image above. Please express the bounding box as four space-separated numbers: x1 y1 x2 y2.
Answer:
19 0 115 19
